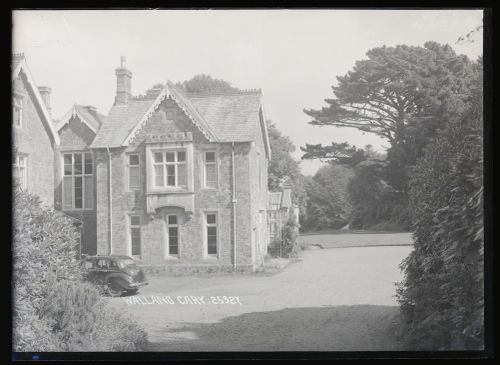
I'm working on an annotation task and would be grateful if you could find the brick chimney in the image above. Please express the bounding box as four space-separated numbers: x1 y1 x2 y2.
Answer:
38 86 52 115
115 56 132 105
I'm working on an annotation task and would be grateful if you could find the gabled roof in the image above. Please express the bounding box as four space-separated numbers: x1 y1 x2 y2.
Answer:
91 81 271 157
12 54 60 145
56 104 105 133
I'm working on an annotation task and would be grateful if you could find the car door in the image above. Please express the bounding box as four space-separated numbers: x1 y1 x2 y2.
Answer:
83 257 97 282
94 258 110 285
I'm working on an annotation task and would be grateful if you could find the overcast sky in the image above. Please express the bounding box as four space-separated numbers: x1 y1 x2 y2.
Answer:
13 9 483 175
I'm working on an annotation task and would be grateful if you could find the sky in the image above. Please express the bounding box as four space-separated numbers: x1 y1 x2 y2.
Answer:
12 9 483 175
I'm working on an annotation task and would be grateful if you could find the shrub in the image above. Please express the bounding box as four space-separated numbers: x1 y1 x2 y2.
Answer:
40 280 147 351
13 189 148 351
267 215 299 258
396 72 483 350
281 215 299 257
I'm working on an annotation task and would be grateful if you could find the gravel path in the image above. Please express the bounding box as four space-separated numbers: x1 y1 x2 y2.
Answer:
108 240 413 351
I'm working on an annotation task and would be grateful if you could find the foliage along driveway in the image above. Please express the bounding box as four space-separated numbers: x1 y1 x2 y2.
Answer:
109 236 413 351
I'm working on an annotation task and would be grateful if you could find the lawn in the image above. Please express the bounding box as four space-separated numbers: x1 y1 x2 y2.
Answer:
297 231 413 249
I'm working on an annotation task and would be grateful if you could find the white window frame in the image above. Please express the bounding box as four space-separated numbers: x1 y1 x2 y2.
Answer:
152 150 187 188
13 98 23 128
127 153 141 191
166 214 180 258
13 155 27 190
129 215 142 257
204 212 218 257
203 150 218 189
62 152 93 211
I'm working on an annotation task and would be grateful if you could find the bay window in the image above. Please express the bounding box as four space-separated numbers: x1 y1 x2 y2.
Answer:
153 150 187 188
63 152 93 210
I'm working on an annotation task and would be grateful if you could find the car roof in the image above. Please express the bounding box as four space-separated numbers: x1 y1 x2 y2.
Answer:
85 255 133 260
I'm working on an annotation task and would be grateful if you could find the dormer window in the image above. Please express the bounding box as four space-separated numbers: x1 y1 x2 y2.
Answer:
152 150 187 188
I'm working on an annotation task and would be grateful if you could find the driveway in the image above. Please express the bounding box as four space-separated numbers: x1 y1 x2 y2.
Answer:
108 234 413 351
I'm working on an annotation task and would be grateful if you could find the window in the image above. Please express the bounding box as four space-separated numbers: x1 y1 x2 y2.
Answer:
205 213 218 256
167 215 179 256
63 152 93 210
13 97 22 127
127 154 140 190
204 151 217 188
153 150 187 188
97 259 108 269
269 222 279 240
130 215 141 256
13 155 27 190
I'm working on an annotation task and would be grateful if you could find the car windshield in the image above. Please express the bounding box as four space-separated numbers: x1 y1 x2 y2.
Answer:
117 258 136 268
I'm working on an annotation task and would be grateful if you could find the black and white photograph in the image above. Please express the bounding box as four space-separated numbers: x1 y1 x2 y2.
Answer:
10 8 489 359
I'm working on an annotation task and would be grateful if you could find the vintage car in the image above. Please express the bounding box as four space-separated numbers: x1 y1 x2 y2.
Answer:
82 255 148 297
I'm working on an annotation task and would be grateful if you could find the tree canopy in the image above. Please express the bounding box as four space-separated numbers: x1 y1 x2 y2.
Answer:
267 122 307 215
176 74 241 94
303 42 474 146
302 42 479 230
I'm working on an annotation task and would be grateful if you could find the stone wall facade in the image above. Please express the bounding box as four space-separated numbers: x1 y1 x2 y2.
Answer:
95 98 268 271
12 72 55 207
55 115 98 255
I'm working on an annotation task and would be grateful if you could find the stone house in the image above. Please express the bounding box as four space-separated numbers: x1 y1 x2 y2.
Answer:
12 53 60 206
87 58 271 271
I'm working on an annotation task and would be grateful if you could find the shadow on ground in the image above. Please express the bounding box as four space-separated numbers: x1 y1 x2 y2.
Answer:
147 305 404 352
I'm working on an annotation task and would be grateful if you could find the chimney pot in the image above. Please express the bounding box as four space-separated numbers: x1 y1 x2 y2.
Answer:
115 56 132 105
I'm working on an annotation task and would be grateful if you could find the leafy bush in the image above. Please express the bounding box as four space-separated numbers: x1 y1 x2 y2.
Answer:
396 69 483 350
40 280 148 351
13 189 148 351
268 215 299 258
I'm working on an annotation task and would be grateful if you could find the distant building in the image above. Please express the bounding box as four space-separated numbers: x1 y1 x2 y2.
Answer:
267 177 299 246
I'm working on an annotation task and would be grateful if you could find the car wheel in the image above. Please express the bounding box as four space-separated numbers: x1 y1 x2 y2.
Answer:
105 280 123 297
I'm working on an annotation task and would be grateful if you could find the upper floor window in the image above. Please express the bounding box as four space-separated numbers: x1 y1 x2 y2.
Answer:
204 151 217 189
13 155 27 190
13 97 22 127
153 150 187 188
127 154 140 190
63 152 93 210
